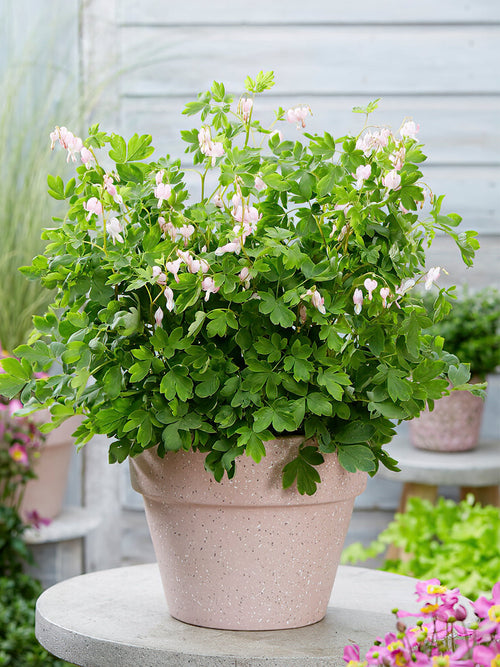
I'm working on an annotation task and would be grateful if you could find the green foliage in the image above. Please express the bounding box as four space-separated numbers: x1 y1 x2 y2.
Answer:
422 287 500 378
341 495 500 599
0 573 75 666
0 71 481 495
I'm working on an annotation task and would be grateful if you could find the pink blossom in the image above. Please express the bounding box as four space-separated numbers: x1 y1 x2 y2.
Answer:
155 169 165 186
107 217 124 244
164 286 175 312
238 97 253 122
103 174 117 197
424 266 441 290
214 241 241 256
198 126 225 164
355 164 371 188
178 224 195 246
400 120 419 140
25 510 51 530
353 288 363 314
158 217 178 241
391 146 406 170
154 182 172 206
305 289 326 314
83 197 103 219
50 126 83 162
239 266 250 282
80 146 94 166
356 128 391 156
213 194 224 208
363 278 378 300
286 105 311 129
382 169 401 190
201 277 219 302
396 278 416 296
152 265 167 286
254 175 266 191
199 259 210 273
9 443 29 466
8 399 22 416
232 205 260 234
154 307 164 327
231 194 242 212
379 287 391 308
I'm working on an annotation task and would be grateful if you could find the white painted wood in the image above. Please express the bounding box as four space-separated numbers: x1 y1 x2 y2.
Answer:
121 95 500 166
119 0 500 25
119 25 500 96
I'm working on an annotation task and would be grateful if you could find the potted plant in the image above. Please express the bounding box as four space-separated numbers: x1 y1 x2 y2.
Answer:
0 71 483 630
409 287 500 451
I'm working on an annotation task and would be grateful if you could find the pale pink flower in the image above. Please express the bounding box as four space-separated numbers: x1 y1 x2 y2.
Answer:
355 164 371 188
391 146 406 170
400 120 419 140
154 182 172 206
188 258 201 274
199 259 210 273
239 266 250 282
213 194 224 208
165 259 182 282
380 287 391 308
107 217 124 244
155 169 165 186
154 307 164 327
231 193 242 212
83 197 103 219
334 203 352 213
232 205 260 237
25 510 51 529
164 286 175 312
158 217 178 241
8 399 22 416
198 126 225 164
50 126 83 162
238 97 253 122
152 265 167 286
353 288 363 314
286 106 311 129
178 224 195 246
382 169 401 191
254 175 266 191
80 146 94 166
305 289 326 314
424 267 441 290
201 277 219 302
364 278 378 300
356 128 391 156
103 174 117 197
215 241 241 256
396 278 416 296
9 443 29 466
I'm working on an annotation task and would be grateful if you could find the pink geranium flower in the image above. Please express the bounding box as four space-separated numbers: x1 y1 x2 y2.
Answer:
9 443 29 466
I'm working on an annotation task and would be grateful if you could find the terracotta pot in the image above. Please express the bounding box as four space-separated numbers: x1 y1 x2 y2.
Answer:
409 387 485 452
19 413 80 521
130 436 366 630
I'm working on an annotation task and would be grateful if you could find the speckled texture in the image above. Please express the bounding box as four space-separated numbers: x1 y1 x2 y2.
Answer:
409 390 485 452
130 437 367 630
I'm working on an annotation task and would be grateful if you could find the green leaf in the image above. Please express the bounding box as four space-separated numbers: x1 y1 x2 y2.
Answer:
336 421 376 444
160 366 193 401
337 445 376 473
387 369 412 402
162 423 183 451
195 373 220 398
262 172 289 191
253 406 273 432
368 401 408 419
306 392 332 416
0 357 31 380
282 446 324 495
0 374 27 398
317 369 349 400
126 133 154 161
109 134 127 163
448 363 471 387
187 310 206 338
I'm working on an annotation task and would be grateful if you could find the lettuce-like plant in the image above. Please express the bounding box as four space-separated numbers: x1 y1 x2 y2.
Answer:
0 71 483 494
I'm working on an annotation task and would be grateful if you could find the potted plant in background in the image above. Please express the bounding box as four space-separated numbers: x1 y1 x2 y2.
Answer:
409 287 500 451
0 71 483 630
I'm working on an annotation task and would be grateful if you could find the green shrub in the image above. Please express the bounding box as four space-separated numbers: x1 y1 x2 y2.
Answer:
341 494 500 600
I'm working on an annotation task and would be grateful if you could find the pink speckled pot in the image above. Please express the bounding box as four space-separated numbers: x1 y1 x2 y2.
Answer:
130 436 366 630
19 413 79 521
409 388 485 452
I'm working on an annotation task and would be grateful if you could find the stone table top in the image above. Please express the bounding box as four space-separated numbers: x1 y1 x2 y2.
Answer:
377 436 500 486
24 506 102 545
36 563 420 667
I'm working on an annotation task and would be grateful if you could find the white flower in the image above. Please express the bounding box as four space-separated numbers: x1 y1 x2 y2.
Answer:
424 267 441 290
353 288 363 315
107 218 124 244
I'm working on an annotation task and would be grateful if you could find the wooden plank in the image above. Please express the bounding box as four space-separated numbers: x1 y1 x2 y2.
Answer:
119 0 500 25
119 25 500 96
121 95 500 166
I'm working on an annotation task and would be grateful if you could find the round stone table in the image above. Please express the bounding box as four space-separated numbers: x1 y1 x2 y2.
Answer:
36 564 419 666
378 436 500 510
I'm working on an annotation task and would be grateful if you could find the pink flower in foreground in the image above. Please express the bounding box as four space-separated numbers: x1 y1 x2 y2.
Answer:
382 169 401 190
83 197 103 219
400 120 419 140
424 266 441 290
286 105 311 129
391 146 406 171
396 278 416 296
25 510 52 530
107 217 124 244
201 277 219 302
363 278 378 300
158 217 178 241
152 265 167 286
103 174 117 197
198 126 225 164
50 126 83 162
254 175 266 191
355 164 371 188
164 286 175 312
155 170 165 186
353 288 363 315
215 241 241 256
165 259 182 282
305 289 326 314
356 128 391 156
80 146 94 166
154 307 164 327
238 97 253 122
178 224 195 246
379 287 391 308
154 182 172 206
9 443 29 466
